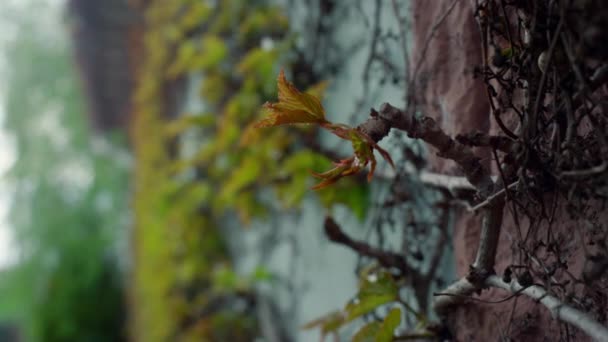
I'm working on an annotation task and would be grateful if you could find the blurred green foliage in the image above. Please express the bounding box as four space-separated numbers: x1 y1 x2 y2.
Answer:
131 0 370 340
0 3 129 341
303 268 404 340
0 1 399 341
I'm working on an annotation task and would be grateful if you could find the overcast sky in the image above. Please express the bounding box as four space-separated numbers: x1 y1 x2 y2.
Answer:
0 2 19 268
0 0 63 268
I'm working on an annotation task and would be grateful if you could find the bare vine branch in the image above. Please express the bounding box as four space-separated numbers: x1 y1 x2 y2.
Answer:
486 275 608 342
360 102 495 197
324 216 413 275
433 275 608 341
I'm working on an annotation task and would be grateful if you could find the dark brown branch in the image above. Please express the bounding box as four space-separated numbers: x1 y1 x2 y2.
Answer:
359 102 495 197
324 216 413 275
359 103 504 278
469 181 518 212
456 132 514 153
355 98 514 322
528 7 564 141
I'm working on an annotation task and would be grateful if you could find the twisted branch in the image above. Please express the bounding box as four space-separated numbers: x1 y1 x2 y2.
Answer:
432 276 608 341
356 103 503 282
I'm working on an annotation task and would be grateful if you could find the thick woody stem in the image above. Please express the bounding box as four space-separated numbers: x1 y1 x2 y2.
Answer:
360 103 502 270
353 101 608 341
470 198 504 281
359 103 495 197
358 102 505 309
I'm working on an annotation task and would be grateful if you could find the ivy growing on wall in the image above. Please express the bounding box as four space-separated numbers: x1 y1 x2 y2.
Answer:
130 1 371 340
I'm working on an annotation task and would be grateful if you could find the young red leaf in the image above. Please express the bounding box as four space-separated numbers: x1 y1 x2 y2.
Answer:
254 70 328 127
373 143 395 169
254 70 396 190
309 128 395 189
311 158 361 190
359 130 395 170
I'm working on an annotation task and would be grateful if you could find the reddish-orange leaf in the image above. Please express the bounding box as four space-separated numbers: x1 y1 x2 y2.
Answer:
367 157 376 182
254 71 396 190
311 158 361 190
357 129 395 170
370 141 395 169
254 70 328 128
308 129 396 189
310 177 341 190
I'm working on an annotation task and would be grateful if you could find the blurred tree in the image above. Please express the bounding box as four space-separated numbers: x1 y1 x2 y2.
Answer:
0 1 129 341
67 0 142 131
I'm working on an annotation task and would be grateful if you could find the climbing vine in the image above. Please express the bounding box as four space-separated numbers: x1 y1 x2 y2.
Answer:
130 1 371 340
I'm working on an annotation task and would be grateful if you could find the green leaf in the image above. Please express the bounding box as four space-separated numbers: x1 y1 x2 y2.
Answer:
165 114 216 137
233 191 268 225
196 34 228 70
251 266 272 282
302 311 345 335
358 270 398 299
212 265 243 292
255 70 328 127
317 180 370 221
377 308 401 342
352 308 401 342
179 2 212 32
353 321 382 342
199 71 228 106
302 270 400 339
238 7 288 42
237 48 279 83
167 40 197 77
276 151 329 207
220 157 262 202
345 294 394 322
179 182 212 213
344 270 398 322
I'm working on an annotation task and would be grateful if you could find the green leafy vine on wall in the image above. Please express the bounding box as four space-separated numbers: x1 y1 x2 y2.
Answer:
131 0 371 341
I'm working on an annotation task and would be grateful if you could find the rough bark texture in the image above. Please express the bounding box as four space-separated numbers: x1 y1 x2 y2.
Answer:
412 1 608 340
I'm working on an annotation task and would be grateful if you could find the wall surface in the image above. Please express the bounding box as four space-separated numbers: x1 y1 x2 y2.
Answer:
412 1 608 341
